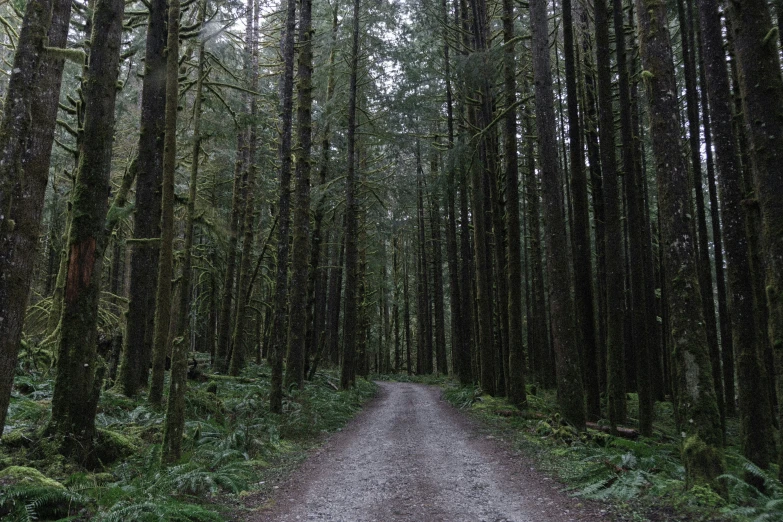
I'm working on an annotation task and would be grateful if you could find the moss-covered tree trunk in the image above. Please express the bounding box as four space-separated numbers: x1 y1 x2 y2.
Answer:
117 0 166 396
393 234 401 372
50 0 125 461
415 142 433 375
676 0 725 431
325 232 344 366
148 0 182 407
697 36 734 419
724 0 783 477
696 0 771 469
229 0 260 377
305 1 338 379
284 0 313 389
403 236 413 375
530 0 585 428
634 0 724 489
270 0 297 410
0 0 69 435
161 0 202 465
214 136 246 373
521 105 550 388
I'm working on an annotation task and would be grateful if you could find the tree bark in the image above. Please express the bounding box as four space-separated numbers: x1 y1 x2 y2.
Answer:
530 0 585 428
0 0 70 435
724 0 783 477
340 0 361 389
563 0 597 418
635 0 724 488
118 0 166 395
615 0 652 435
270 0 298 409
50 0 126 462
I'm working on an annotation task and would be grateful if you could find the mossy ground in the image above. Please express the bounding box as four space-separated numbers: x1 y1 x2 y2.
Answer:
1 359 376 520
378 374 779 522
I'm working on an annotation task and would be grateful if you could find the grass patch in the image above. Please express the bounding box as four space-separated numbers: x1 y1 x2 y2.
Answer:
1 363 376 521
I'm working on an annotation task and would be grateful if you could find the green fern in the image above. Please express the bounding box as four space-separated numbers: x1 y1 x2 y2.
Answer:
720 457 783 521
0 484 88 521
94 499 222 522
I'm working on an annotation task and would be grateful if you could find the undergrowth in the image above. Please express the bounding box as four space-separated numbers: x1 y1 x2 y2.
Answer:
441 382 782 522
1 362 376 521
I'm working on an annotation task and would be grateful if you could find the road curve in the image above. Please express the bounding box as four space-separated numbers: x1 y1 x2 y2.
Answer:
253 382 609 522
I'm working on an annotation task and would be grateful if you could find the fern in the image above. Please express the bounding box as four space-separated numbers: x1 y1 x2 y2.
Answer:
720 456 783 521
0 484 88 521
94 499 222 522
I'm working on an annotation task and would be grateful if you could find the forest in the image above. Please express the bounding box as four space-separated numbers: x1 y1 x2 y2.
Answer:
1 0 783 517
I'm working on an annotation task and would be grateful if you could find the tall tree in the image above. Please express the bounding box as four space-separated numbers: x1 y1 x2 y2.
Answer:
635 0 724 488
160 0 185 464
270 0 298 410
696 0 772 470
229 0 261 377
117 0 167 395
595 0 626 429
49 0 127 461
502 0 525 407
0 0 71 434
724 0 783 477
615 0 652 435
530 0 585 428
285 0 314 390
341 0 361 389
562 0 597 418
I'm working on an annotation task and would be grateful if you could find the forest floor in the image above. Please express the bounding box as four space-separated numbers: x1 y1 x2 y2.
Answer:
247 381 610 521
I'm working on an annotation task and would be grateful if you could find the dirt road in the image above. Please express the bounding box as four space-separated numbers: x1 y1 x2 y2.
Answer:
254 382 610 521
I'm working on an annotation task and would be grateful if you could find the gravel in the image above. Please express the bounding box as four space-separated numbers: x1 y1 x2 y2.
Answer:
251 381 611 522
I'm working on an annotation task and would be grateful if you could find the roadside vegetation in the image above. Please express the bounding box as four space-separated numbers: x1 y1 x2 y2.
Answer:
377 374 782 522
0 362 376 521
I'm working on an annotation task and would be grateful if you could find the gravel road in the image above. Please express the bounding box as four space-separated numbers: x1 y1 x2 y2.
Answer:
253 382 610 522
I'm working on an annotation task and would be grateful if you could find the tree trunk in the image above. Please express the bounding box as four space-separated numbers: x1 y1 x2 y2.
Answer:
615 0 652 435
530 0 585 428
229 0 261 377
160 0 188 466
676 0 725 432
118 0 166 395
148 0 182 406
697 0 771 471
429 154 448 376
270 0 297 410
724 0 783 477
696 30 734 418
50 0 126 462
340 0 361 389
0 0 70 435
595 0 626 429
563 0 597 418
635 0 724 489
284 0 313 390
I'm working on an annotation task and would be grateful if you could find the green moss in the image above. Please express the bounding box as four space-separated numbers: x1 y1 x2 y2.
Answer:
1 430 28 448
94 427 139 464
0 465 64 488
682 435 725 495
